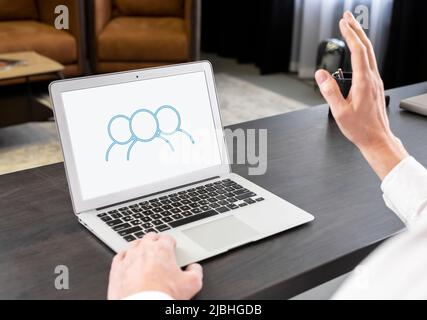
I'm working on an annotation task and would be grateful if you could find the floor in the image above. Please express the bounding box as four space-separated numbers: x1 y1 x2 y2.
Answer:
204 53 324 107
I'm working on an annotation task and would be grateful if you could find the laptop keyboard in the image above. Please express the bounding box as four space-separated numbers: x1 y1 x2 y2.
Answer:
96 179 264 242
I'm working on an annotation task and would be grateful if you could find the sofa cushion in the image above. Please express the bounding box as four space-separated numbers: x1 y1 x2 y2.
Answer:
98 17 188 62
114 0 184 17
0 21 77 64
0 0 38 21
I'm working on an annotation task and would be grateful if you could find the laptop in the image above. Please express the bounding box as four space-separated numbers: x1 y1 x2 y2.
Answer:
49 61 314 266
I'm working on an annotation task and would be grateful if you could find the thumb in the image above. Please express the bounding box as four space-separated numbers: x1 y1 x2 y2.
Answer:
184 263 203 292
315 70 347 114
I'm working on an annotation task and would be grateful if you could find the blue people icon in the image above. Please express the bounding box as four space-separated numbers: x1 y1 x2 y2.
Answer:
155 105 195 144
127 108 174 161
105 105 195 161
105 115 133 161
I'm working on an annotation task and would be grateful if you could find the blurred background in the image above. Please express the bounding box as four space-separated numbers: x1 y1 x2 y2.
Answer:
0 0 426 175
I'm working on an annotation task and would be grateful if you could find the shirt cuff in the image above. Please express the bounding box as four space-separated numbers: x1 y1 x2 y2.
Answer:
123 291 174 300
381 156 427 226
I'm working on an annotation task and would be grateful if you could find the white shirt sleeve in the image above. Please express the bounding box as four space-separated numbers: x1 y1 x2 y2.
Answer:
381 157 427 226
123 291 173 300
333 156 427 299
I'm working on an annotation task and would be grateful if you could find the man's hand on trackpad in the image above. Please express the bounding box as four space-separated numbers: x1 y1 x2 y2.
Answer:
107 232 203 300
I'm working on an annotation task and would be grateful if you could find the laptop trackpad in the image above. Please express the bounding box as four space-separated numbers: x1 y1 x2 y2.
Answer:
182 216 260 252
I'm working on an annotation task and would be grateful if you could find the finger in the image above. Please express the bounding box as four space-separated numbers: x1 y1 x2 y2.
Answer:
111 251 126 269
142 232 159 242
115 250 126 262
158 234 177 248
128 239 141 248
339 19 370 79
184 263 203 291
315 70 347 114
343 11 378 73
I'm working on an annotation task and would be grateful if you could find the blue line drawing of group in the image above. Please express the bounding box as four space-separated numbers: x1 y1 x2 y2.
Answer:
105 105 195 161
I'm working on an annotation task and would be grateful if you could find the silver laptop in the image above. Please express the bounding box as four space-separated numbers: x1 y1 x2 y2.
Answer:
49 61 314 266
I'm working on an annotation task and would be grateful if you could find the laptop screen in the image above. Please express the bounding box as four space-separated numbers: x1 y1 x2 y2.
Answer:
60 71 223 201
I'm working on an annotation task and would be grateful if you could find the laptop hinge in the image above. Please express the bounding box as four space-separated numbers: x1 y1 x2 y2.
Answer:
96 176 221 211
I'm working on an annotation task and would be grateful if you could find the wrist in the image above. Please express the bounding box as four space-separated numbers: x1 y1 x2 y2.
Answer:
358 134 409 180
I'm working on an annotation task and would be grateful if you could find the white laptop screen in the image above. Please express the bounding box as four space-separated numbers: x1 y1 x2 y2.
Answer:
60 71 223 201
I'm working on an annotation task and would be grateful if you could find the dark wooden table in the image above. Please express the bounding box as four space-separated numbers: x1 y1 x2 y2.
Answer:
1 82 427 300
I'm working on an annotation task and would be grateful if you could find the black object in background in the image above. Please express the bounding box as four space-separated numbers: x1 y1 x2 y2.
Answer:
329 71 390 117
201 0 295 74
316 39 347 74
383 0 427 89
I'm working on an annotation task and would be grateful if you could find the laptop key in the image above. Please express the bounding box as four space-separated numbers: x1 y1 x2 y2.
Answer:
123 216 133 222
182 211 193 217
156 225 171 232
153 207 163 213
169 210 218 228
144 228 157 233
255 197 265 202
239 203 248 207
143 210 154 216
235 192 256 201
172 214 183 220
152 220 163 226
210 202 220 208
162 217 173 223
170 208 181 214
107 219 123 226
216 206 230 213
113 223 131 231
134 231 145 238
111 213 123 219
151 214 162 220
160 210 172 217
227 203 239 210
124 235 136 242
244 198 256 204
132 213 143 219
131 220 142 226
141 216 152 222
118 226 142 236
101 216 112 222
200 205 210 211
107 210 118 214
97 213 107 217
142 223 153 229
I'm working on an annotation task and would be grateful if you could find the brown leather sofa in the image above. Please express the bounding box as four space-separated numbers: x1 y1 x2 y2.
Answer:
90 0 200 73
0 0 86 77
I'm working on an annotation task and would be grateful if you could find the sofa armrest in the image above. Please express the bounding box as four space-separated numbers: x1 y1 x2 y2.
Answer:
36 0 82 39
185 0 201 61
94 0 112 35
36 0 87 74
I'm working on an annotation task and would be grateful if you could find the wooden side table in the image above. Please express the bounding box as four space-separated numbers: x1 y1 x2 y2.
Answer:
0 51 65 127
